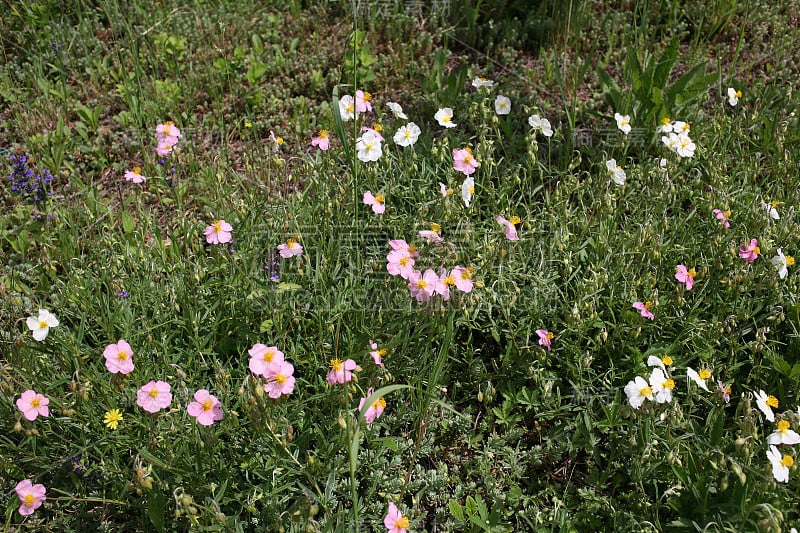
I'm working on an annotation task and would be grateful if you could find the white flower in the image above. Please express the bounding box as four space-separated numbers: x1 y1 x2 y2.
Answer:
393 122 421 147
494 95 511 115
649 367 674 403
434 108 456 128
727 87 742 106
657 118 674 133
755 390 779 422
768 420 800 446
675 132 696 158
647 355 673 371
686 367 711 392
661 132 679 151
624 376 653 409
26 309 59 341
762 201 780 220
386 102 408 119
471 77 493 88
672 121 691 134
659 158 668 168
767 445 793 483
528 114 553 137
461 177 475 207
772 248 794 279
268 130 283 152
356 131 383 162
606 159 626 186
339 95 355 122
614 112 631 134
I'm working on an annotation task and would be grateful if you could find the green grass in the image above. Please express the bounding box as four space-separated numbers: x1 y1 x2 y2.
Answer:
2 0 800 531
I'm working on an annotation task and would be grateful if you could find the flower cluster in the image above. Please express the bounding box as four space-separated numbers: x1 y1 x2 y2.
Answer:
249 344 296 398
659 118 695 158
753 390 800 483
156 121 182 157
385 238 474 303
7 155 55 205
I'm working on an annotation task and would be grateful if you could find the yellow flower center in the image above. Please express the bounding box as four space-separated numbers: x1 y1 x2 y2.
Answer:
416 280 427 289
430 223 441 233
276 136 284 145
365 142 373 151
771 201 779 208
778 420 791 434
275 374 286 385
319 130 329 138
724 210 731 217
509 216 521 225
214 220 224 233
781 455 794 467
468 186 475 194
442 114 451 123
786 256 795 266
117 351 129 361
202 399 214 412
639 386 653 397
687 268 697 277
444 275 456 286
767 395 779 408
262 349 275 363
698 369 711 380
752 246 760 255
377 348 387 356
346 104 354 113
404 130 411 139
664 379 675 390
30 398 41 408
621 117 629 125
331 358 343 371
464 155 473 164
363 92 372 101
24 494 34 506
149 388 159 398
373 397 386 409
407 244 417 255
133 166 141 174
396 517 409 529
399 257 409 267
463 268 474 279
661 356 672 366
373 123 382 131
735 90 742 97
287 238 297 248
661 117 671 125
682 123 690 131
39 320 48 329
644 301 653 310
546 332 554 340
374 193 384 204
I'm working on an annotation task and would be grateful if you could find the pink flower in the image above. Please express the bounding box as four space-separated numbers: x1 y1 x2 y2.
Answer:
536 329 554 351
418 226 443 245
450 266 474 293
388 239 418 258
369 340 386 367
633 301 654 320
452 148 479 176
384 502 410 533
386 249 416 279
407 269 438 302
187 389 223 426
739 238 760 262
358 387 386 424
156 122 182 144
103 339 135 375
439 182 453 197
156 141 175 157
16 390 49 421
361 125 384 141
264 361 296 398
15 480 46 516
355 90 373 113
205 220 233 244
124 166 146 184
311 130 330 151
435 268 453 301
278 238 303 258
496 216 520 241
136 381 172 413
248 344 285 377
675 265 696 290
363 191 386 214
327 358 357 385
712 208 731 228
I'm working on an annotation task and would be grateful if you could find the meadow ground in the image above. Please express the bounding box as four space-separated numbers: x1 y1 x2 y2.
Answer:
2 0 800 531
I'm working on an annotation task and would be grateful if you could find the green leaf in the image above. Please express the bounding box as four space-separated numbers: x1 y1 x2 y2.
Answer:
276 282 302 293
147 491 166 533
121 211 135 235
465 495 477 517
653 36 680 90
449 499 465 521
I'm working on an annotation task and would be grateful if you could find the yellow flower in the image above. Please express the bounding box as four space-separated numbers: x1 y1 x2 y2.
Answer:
104 409 123 430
